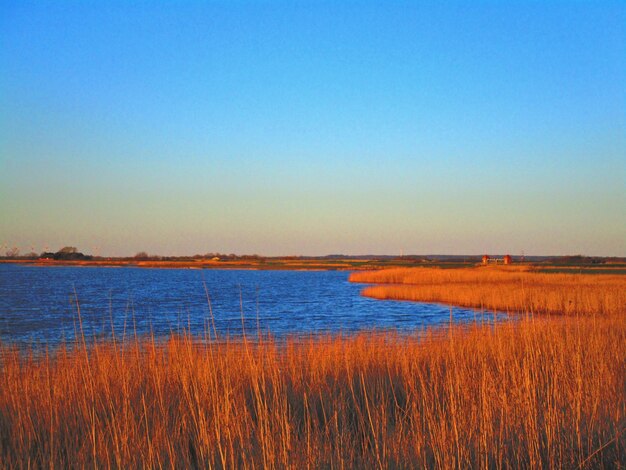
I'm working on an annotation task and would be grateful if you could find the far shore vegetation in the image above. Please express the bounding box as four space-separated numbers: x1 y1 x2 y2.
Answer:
2 246 626 272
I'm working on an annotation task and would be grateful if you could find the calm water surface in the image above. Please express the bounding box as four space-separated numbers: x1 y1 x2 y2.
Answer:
0 264 498 345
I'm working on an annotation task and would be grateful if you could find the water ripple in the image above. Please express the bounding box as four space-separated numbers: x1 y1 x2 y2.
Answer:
0 264 506 345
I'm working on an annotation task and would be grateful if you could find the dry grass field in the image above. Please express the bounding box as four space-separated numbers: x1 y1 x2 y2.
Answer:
349 266 626 316
0 319 624 468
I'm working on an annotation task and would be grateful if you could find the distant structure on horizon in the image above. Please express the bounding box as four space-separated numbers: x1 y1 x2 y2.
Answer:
482 254 512 265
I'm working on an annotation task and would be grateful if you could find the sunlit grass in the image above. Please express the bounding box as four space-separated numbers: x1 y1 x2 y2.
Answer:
349 267 626 315
0 314 624 468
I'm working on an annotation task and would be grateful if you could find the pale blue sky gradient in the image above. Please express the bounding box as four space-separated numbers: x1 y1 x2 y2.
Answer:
1 1 624 256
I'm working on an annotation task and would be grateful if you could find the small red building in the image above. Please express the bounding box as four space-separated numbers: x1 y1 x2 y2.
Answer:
482 255 490 265
503 254 512 265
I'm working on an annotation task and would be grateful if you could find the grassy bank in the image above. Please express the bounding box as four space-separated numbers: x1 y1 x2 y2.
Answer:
349 267 626 315
1 315 624 468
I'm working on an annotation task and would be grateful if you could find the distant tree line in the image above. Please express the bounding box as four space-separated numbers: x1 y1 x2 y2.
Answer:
2 248 622 264
1 249 267 261
39 247 93 261
0 246 94 260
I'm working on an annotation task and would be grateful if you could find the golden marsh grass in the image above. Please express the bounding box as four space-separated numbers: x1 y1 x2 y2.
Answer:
349 267 626 315
1 315 624 468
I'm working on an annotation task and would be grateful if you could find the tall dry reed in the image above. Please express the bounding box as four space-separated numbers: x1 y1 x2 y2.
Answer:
349 267 626 315
1 315 624 468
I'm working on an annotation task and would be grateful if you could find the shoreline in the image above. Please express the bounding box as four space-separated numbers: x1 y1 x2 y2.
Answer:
0 258 466 271
3 258 625 273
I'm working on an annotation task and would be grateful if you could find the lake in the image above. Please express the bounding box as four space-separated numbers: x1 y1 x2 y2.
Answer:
0 264 497 345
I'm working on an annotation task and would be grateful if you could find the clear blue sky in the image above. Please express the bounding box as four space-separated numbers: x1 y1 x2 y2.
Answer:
1 1 624 256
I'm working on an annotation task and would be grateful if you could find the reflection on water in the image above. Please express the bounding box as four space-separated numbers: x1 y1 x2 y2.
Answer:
0 264 504 346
